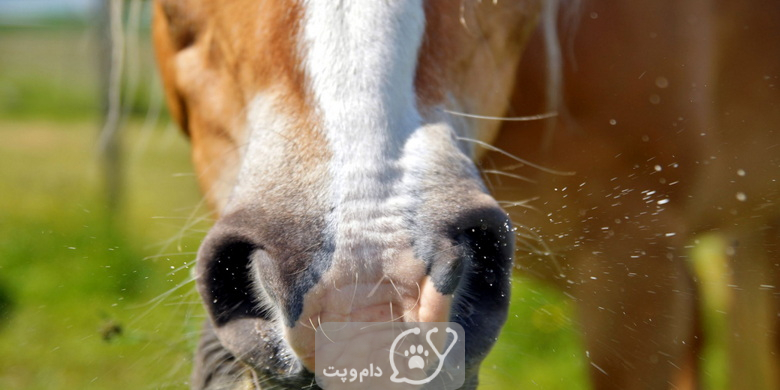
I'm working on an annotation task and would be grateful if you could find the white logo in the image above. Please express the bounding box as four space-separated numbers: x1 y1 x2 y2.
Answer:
388 326 458 385
314 322 465 389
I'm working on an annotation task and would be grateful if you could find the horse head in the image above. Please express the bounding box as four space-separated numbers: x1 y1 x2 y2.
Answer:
153 0 543 387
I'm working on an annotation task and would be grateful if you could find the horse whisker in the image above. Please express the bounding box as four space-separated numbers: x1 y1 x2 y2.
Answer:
512 222 566 278
498 197 542 212
481 169 537 183
444 108 558 121
458 136 575 176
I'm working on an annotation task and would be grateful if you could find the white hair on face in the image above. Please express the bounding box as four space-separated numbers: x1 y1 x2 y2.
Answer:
299 0 427 271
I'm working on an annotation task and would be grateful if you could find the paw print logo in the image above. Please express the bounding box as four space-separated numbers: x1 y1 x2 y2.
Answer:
389 326 458 385
404 344 429 370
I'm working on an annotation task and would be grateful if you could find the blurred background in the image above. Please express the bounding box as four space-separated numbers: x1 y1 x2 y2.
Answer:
0 1 596 388
1 0 209 388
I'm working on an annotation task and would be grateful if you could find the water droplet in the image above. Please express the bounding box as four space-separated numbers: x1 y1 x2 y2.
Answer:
655 76 669 89
609 119 617 125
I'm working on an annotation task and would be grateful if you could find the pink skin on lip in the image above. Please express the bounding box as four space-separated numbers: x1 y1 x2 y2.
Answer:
288 275 452 371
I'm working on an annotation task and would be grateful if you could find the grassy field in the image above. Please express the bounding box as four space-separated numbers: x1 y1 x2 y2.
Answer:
0 119 207 389
0 22 592 389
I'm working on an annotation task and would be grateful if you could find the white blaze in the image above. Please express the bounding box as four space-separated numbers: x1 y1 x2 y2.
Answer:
301 0 427 272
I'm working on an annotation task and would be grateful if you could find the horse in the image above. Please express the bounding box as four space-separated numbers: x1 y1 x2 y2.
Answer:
494 0 780 388
151 0 780 388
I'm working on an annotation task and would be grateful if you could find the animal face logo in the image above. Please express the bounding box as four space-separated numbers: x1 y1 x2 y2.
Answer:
314 322 465 389
388 326 459 385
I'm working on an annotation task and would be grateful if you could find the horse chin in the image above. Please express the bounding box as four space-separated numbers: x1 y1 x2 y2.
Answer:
193 319 315 390
194 317 493 390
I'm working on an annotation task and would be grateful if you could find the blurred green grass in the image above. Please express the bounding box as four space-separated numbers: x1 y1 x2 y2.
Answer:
0 22 157 122
0 119 208 389
482 280 590 389
0 21 207 388
0 25 99 121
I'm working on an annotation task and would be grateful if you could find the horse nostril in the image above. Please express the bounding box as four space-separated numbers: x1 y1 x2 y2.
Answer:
443 207 514 348
197 235 272 326
426 206 514 300
455 210 514 286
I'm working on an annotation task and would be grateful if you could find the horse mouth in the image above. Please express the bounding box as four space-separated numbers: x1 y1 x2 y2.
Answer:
194 318 317 390
192 208 514 390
